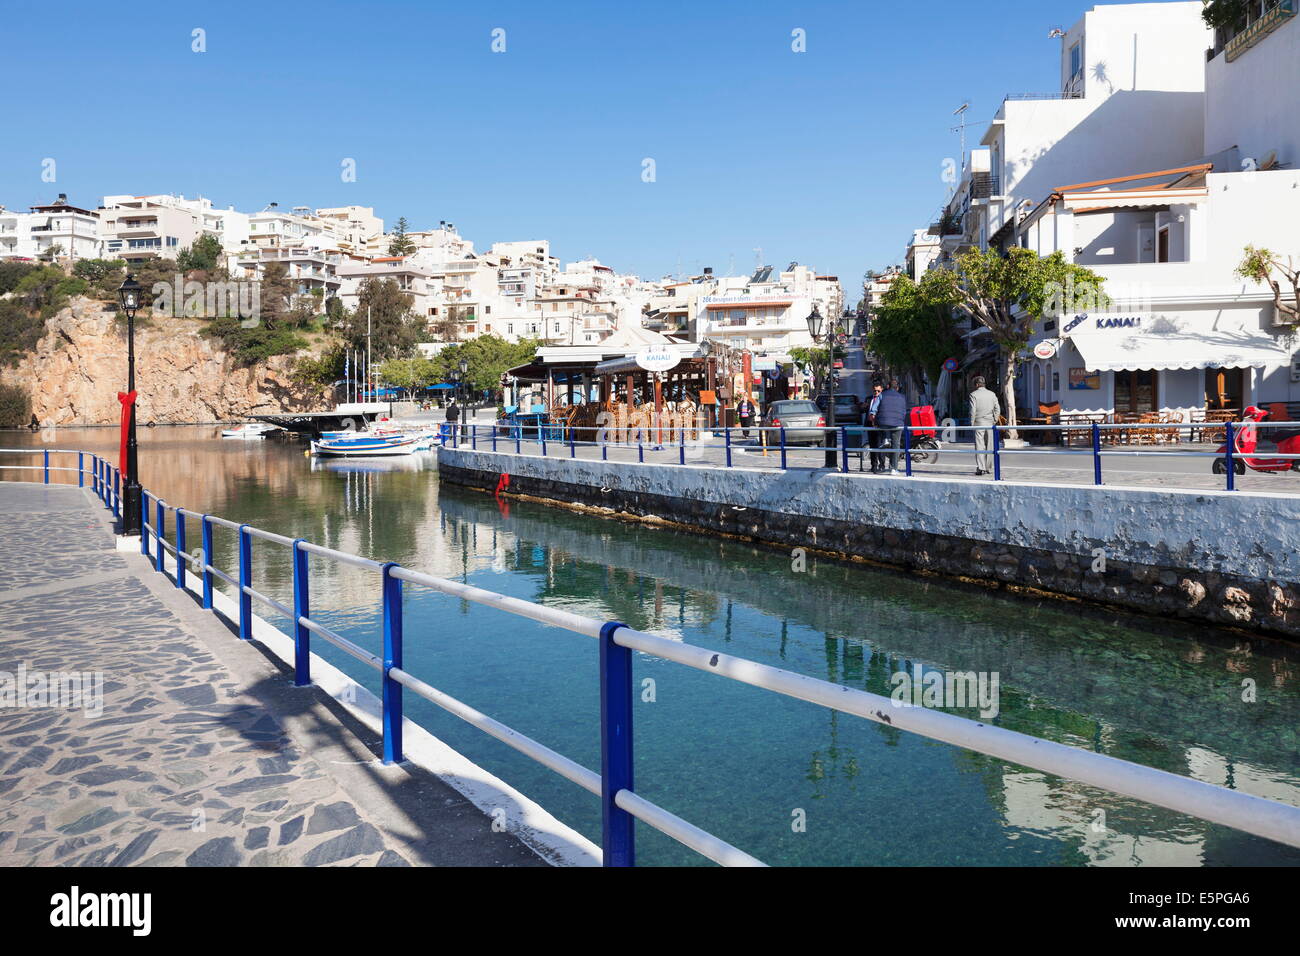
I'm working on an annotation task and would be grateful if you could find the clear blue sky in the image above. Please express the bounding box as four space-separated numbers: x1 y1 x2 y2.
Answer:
2 0 1135 300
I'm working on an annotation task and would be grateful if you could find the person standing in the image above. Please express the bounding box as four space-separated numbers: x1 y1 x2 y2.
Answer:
968 375 1001 476
874 380 908 474
866 382 884 472
445 398 461 444
736 395 755 439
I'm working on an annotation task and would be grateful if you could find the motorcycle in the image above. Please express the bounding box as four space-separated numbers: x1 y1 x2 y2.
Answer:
908 404 941 465
1211 405 1300 475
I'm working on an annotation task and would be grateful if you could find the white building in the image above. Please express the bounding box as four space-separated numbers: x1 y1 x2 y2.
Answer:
0 195 101 261
314 205 384 256
975 2 1212 250
1019 164 1300 417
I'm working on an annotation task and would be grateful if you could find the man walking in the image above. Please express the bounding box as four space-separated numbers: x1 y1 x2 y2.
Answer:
968 376 1001 476
445 398 461 445
736 395 756 439
875 380 908 475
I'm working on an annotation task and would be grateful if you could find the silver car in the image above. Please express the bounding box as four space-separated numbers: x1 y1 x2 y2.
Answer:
761 400 827 445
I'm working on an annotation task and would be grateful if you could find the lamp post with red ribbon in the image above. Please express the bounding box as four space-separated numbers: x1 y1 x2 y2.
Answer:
117 274 143 536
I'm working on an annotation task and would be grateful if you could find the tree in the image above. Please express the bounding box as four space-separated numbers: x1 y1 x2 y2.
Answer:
0 382 30 427
952 247 1107 435
868 270 962 391
429 335 540 398
378 357 439 395
343 277 422 360
257 261 298 329
387 217 416 258
1236 245 1298 326
1201 0 1252 29
177 234 223 273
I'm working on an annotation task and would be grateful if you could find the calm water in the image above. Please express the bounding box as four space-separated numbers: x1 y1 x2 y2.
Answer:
7 426 1300 866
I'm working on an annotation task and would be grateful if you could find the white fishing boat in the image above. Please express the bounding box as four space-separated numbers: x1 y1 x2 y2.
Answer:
309 433 422 457
221 422 279 440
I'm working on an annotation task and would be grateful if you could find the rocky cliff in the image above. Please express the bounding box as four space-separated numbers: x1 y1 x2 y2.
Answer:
2 296 328 425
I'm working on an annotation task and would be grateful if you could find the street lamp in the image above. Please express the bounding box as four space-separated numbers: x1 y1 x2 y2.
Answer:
807 304 840 467
117 274 143 535
458 358 470 410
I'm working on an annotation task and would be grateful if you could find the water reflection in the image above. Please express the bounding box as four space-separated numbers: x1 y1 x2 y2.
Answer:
7 426 1299 865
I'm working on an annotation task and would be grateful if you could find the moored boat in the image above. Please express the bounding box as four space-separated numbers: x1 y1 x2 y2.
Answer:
309 434 421 457
221 422 279 440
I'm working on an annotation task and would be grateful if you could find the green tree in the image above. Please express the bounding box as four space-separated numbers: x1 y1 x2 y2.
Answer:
1201 0 1252 29
1236 244 1298 326
387 217 416 257
0 261 39 295
429 335 540 398
952 247 1107 435
177 234 224 273
868 270 962 388
343 277 422 360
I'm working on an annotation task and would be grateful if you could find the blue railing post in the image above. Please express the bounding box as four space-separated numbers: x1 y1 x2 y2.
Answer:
155 500 165 573
94 455 102 496
637 438 644 463
238 524 253 640
840 426 849 473
98 458 105 502
200 515 214 609
175 511 186 590
779 427 787 469
112 467 119 518
1225 422 1236 492
78 452 84 488
992 425 1002 482
569 424 576 458
725 427 732 468
541 429 548 457
381 562 404 764
515 423 521 455
141 492 151 556
1092 423 1103 486
43 449 49 484
679 427 686 465
903 425 912 477
492 423 497 452
471 423 478 450
599 620 635 867
291 539 311 686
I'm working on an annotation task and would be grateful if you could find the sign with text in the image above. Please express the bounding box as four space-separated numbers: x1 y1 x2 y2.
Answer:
635 346 680 373
1069 367 1101 390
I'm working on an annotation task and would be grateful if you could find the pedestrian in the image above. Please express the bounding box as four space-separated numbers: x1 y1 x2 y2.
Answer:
969 375 1002 476
866 382 884 472
874 379 909 475
445 398 461 444
737 395 755 439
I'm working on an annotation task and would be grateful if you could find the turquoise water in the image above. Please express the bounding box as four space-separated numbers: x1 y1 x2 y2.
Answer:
8 427 1300 865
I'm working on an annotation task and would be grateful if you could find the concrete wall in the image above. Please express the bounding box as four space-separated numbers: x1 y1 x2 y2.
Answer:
1205 17 1300 169
439 446 1300 637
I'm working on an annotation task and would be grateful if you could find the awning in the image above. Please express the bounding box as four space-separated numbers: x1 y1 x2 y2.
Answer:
1069 325 1290 372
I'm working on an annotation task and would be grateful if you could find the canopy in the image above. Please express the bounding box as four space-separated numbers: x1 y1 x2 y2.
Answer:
426 383 456 390
1068 323 1290 372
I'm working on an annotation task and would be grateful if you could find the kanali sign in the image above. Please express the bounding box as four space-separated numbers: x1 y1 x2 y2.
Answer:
1063 313 1146 334
635 346 680 373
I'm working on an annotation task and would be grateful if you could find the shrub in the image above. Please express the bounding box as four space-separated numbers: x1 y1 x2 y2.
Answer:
0 382 30 427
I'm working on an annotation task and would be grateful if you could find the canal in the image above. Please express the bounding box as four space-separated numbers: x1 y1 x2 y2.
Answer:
7 426 1300 866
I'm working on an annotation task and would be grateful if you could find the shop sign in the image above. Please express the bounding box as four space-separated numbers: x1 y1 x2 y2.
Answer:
1069 368 1101 391
635 347 680 372
1033 341 1058 359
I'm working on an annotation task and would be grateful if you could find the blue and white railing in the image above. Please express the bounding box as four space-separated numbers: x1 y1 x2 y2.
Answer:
6 447 1300 864
439 420 1300 493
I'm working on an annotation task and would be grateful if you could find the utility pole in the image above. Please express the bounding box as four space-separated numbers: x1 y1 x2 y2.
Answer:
366 305 372 406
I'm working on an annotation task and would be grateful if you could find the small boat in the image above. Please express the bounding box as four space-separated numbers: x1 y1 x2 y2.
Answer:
309 434 422 457
222 422 279 440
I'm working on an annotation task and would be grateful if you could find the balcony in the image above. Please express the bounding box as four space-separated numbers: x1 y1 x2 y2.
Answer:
970 172 1002 200
1003 91 1084 102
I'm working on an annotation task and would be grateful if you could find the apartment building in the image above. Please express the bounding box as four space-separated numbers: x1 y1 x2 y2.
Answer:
693 263 839 359
0 195 101 260
314 205 384 256
99 194 214 263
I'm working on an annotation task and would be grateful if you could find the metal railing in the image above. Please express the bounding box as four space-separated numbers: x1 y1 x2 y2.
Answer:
441 420 1300 493
6 448 1300 864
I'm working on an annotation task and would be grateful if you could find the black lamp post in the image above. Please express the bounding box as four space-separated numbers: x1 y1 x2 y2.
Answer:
117 274 143 535
806 304 839 467
458 358 470 410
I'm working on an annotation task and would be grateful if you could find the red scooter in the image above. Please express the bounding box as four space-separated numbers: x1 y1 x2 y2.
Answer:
1212 405 1300 475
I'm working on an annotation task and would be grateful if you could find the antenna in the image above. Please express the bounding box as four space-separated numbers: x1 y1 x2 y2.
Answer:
753 247 763 271
950 103 971 176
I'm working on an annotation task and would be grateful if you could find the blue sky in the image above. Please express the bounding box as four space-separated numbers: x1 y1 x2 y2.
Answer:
2 0 1136 300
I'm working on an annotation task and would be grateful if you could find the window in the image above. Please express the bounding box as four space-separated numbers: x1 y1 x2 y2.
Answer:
1069 42 1081 82
166 237 178 247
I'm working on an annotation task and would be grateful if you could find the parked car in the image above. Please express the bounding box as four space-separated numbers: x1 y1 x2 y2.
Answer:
813 393 864 423
761 400 827 445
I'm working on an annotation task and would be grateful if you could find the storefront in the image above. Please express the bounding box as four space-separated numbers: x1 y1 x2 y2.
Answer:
1029 310 1295 420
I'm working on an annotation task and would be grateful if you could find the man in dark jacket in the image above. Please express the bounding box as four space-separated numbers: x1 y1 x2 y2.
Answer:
445 399 461 444
874 380 908 474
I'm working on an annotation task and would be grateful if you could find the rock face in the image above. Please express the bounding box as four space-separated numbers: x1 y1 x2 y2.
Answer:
3 297 327 424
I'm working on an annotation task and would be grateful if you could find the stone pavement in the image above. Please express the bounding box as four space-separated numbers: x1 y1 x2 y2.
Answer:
0 483 545 867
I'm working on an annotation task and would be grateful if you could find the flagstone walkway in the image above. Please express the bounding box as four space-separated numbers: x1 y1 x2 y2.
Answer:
0 482 546 867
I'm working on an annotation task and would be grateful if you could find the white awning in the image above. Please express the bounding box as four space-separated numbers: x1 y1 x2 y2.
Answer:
1068 324 1290 372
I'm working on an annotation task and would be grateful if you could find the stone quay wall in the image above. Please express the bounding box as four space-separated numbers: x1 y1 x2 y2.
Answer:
437 446 1300 639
